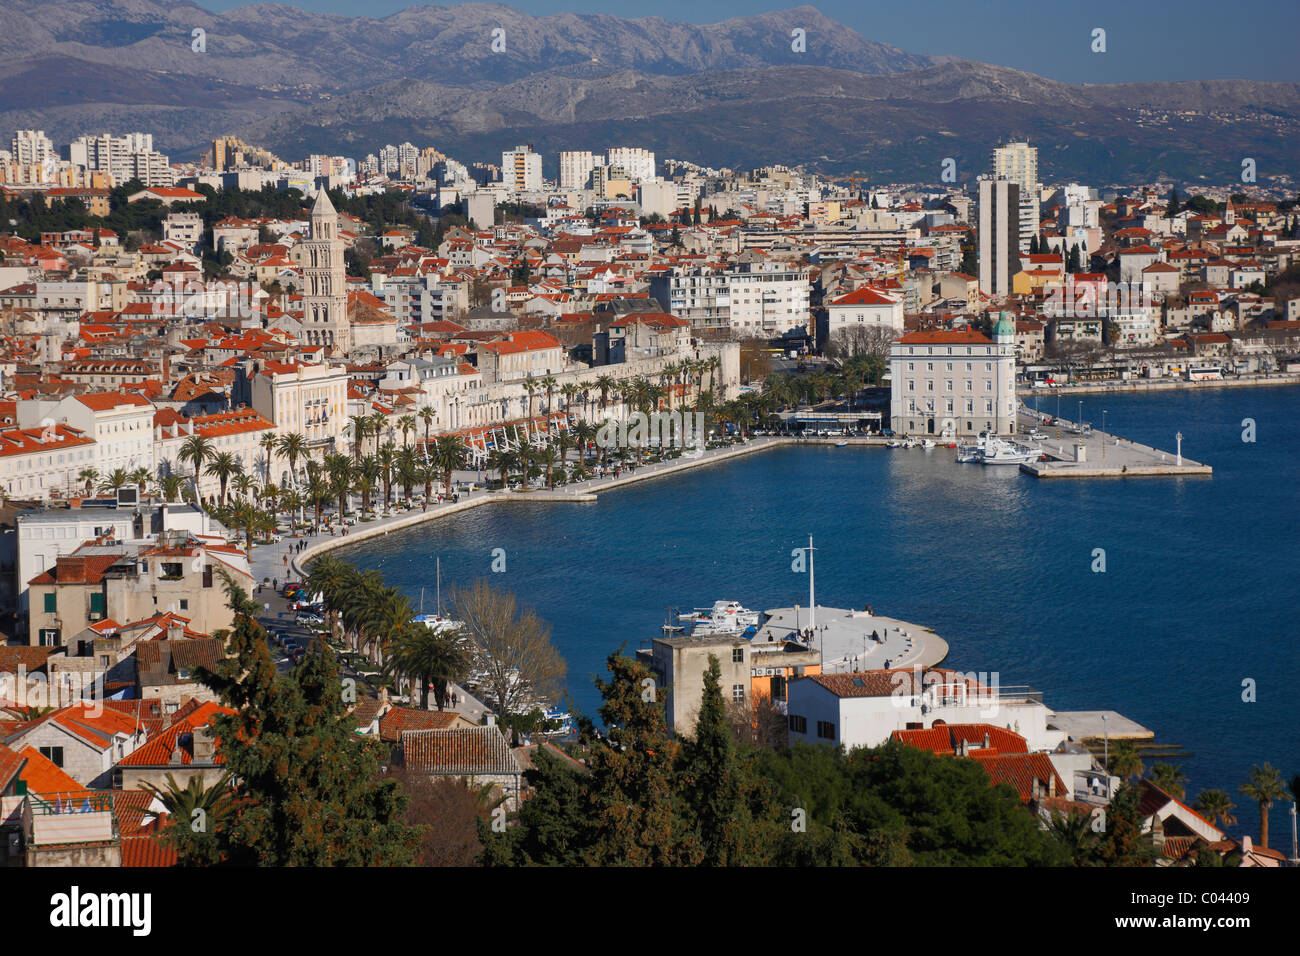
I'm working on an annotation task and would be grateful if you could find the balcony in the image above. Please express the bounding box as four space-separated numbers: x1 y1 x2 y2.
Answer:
25 791 117 846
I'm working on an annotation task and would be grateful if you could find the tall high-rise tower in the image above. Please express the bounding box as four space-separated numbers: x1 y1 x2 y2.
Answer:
990 141 1041 252
979 178 1021 300
302 189 350 354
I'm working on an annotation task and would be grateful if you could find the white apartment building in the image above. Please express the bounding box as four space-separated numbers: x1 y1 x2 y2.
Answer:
990 141 1040 252
726 265 810 336
786 667 1063 754
12 129 55 167
1105 310 1160 349
372 272 468 325
637 180 679 220
0 425 97 500
889 316 1017 437
245 360 350 465
501 145 543 192
649 269 732 332
559 150 596 190
162 211 204 251
69 132 174 187
823 286 904 340
44 393 155 477
606 147 655 183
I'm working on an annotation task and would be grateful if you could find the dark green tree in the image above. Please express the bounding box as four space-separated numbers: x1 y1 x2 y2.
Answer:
1094 783 1159 867
195 571 420 866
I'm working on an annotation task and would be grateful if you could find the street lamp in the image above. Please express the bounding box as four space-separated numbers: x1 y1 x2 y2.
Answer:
1102 713 1110 798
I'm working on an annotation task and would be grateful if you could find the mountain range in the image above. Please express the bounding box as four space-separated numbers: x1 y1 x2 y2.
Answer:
3 0 1298 185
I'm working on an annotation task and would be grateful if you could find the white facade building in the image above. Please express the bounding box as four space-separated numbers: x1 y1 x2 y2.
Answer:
889 316 1017 437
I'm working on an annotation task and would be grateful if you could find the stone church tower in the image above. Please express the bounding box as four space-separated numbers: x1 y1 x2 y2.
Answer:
302 189 350 354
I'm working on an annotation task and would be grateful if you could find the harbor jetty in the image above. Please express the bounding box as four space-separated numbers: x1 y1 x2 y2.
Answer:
1016 409 1212 479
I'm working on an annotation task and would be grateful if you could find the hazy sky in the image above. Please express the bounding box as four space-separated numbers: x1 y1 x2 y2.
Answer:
195 0 1300 84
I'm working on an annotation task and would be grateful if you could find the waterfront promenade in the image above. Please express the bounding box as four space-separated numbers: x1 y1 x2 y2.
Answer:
1016 370 1300 397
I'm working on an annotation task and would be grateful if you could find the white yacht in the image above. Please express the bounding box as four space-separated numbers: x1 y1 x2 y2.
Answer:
956 431 997 463
681 600 761 635
978 439 1041 465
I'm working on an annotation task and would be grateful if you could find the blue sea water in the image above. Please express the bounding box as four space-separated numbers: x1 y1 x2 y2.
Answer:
345 385 1299 842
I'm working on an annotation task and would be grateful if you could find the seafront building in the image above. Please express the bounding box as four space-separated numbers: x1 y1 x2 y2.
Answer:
888 313 1017 437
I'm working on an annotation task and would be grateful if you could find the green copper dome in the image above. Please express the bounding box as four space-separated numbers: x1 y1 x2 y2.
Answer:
993 310 1015 338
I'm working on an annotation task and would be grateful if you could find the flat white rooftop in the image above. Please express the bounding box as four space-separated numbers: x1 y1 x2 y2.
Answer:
753 605 948 672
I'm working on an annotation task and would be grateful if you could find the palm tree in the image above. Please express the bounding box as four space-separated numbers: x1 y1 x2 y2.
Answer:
368 412 388 455
128 466 152 498
355 455 380 512
98 468 131 495
1240 763 1288 849
540 375 558 419
141 770 233 862
395 447 419 504
377 442 396 509
259 432 278 485
384 622 471 710
78 467 99 496
538 445 558 489
1107 740 1144 781
1193 789 1238 831
304 473 329 532
418 407 436 453
324 453 354 518
397 414 416 450
231 472 256 503
205 451 242 507
1047 807 1100 866
275 432 307 490
561 382 580 422
159 474 186 503
348 414 370 461
523 375 538 424
431 435 466 498
178 435 214 502
1149 762 1188 800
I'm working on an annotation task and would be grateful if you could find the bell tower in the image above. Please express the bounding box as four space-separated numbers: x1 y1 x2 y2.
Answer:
301 189 350 354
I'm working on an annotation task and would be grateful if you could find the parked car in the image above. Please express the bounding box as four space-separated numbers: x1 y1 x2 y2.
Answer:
283 583 304 599
295 612 324 626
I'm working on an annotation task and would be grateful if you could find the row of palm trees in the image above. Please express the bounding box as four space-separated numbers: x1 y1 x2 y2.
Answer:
1107 742 1294 851
304 554 469 707
71 357 742 525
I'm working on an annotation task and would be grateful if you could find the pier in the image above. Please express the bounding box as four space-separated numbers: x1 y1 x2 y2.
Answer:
1015 409 1212 479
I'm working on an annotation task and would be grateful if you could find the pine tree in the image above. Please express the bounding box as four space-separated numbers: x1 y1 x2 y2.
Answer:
1068 244 1082 274
196 572 420 866
1167 188 1181 218
1029 233 1041 255
581 652 701 865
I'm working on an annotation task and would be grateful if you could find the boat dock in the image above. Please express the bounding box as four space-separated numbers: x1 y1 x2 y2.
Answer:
752 605 949 672
1015 410 1212 479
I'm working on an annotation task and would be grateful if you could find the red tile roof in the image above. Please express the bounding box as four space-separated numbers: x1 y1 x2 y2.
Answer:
401 726 521 775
